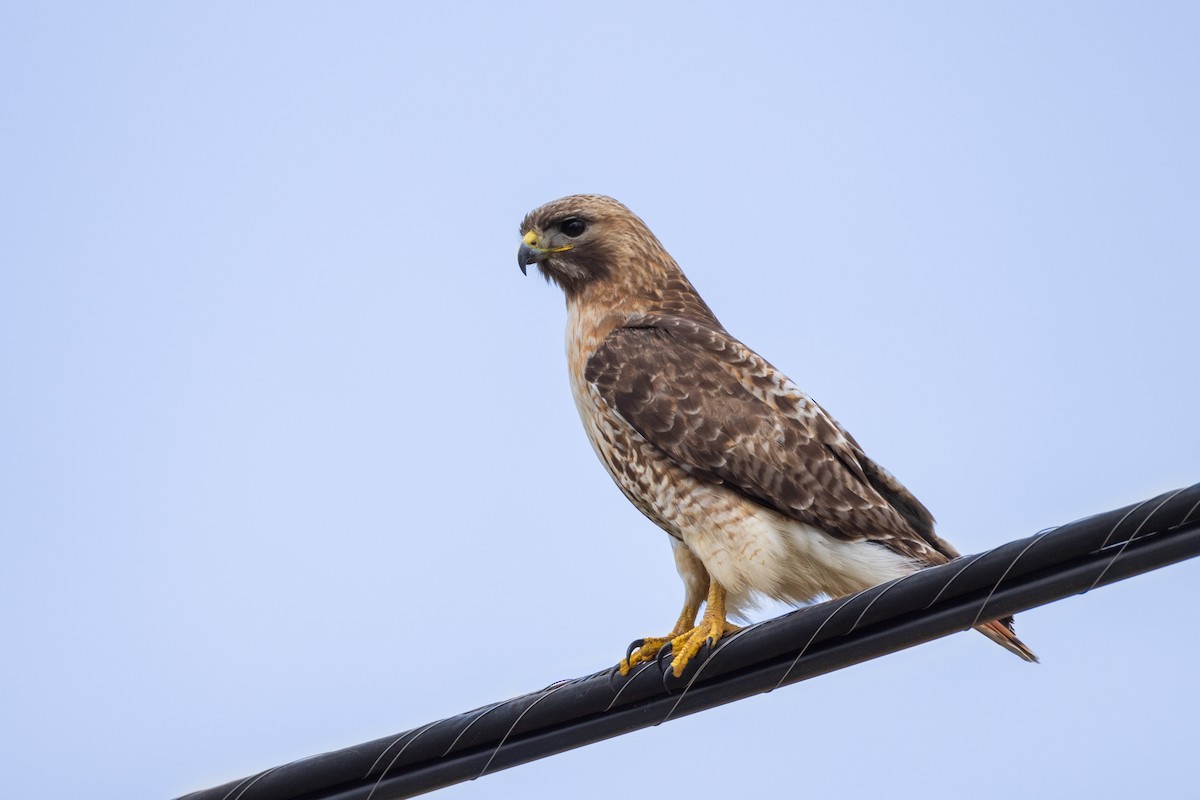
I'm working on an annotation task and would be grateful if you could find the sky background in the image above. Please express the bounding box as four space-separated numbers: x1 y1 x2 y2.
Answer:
3 3 1199 798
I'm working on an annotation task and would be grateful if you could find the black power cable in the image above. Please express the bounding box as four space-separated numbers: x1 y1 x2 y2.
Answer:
180 483 1200 800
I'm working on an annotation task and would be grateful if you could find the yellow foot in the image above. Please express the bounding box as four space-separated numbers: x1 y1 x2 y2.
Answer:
619 582 741 677
664 618 741 677
619 618 742 677
619 635 676 676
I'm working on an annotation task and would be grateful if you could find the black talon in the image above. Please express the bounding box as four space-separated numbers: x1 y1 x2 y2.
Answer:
656 641 675 672
625 639 645 665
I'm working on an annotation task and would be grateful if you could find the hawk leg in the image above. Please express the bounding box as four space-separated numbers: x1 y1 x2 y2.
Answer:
620 581 741 678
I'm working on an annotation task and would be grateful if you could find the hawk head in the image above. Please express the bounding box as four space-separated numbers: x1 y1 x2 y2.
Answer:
517 194 650 296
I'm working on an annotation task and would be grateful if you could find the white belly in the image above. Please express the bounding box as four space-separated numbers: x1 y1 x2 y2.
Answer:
681 497 919 614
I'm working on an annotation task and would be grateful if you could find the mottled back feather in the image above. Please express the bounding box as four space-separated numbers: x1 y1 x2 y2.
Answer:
585 314 957 565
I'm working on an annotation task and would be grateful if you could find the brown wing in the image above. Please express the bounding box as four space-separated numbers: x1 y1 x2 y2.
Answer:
584 315 955 564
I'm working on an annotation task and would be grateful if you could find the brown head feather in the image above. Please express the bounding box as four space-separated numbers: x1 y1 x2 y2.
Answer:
519 195 719 324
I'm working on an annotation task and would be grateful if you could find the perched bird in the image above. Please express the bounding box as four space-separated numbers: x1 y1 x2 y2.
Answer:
518 194 1036 676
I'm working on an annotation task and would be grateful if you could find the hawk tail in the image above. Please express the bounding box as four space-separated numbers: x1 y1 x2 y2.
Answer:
975 616 1038 663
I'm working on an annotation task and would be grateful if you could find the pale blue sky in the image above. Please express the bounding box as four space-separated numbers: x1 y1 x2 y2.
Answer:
2 3 1198 799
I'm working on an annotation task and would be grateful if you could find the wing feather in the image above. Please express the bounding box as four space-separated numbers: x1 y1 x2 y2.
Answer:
585 315 953 563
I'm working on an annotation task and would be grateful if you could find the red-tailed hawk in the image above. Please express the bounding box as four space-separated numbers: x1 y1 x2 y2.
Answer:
518 194 1036 676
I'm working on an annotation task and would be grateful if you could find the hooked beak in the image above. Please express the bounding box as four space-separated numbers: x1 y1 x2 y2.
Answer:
517 230 571 275
517 242 538 275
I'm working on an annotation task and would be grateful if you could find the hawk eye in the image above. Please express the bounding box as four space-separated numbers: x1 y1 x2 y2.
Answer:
560 218 587 237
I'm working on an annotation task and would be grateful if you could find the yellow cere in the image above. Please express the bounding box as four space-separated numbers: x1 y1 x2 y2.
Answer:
524 228 573 254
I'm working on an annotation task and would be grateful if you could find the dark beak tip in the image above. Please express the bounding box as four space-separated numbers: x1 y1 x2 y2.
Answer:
517 242 538 275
